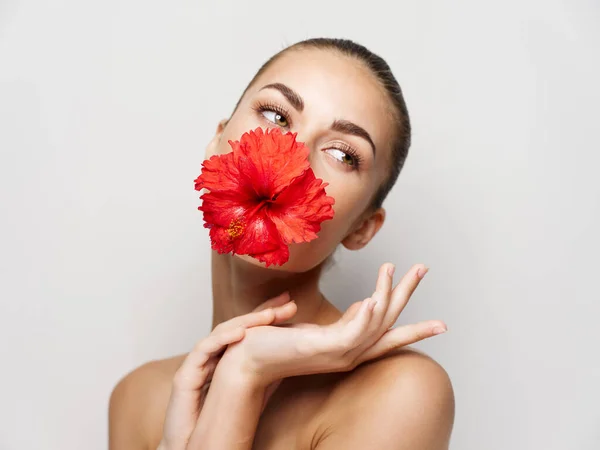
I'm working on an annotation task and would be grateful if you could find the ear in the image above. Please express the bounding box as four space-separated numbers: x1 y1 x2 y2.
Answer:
341 207 386 251
204 118 229 159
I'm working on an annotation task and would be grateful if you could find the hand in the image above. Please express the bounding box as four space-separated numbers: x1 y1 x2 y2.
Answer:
216 263 447 388
158 293 297 450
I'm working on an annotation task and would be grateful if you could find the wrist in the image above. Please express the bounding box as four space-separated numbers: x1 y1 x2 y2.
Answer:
189 353 267 449
215 343 273 390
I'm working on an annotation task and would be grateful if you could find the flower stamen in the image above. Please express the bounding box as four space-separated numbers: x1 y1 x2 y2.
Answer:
227 218 245 239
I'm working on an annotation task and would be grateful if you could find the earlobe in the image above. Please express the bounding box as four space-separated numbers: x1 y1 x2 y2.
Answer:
341 207 386 251
216 118 228 135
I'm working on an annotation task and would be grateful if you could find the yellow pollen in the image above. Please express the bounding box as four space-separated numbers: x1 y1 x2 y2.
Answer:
227 218 245 239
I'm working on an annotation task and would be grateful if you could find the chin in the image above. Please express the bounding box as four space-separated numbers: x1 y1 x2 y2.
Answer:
232 243 330 274
233 252 293 272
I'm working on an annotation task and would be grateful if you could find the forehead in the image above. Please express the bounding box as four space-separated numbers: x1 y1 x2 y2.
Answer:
247 48 396 158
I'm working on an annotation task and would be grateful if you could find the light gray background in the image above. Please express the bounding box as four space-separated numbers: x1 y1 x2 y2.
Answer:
1 1 599 449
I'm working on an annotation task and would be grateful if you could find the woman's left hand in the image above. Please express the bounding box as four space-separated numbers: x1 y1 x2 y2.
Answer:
216 263 447 388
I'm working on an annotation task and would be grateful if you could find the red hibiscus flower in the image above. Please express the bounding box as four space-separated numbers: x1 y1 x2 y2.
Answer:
194 127 335 267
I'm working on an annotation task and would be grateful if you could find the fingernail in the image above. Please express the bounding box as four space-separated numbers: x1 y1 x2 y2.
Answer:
433 326 447 335
387 264 395 277
417 266 429 279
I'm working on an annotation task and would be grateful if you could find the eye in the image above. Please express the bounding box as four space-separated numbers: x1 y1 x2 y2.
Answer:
261 110 289 127
326 148 355 166
254 102 291 128
324 144 362 170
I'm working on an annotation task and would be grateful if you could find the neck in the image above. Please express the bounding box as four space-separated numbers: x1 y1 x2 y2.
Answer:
210 252 338 329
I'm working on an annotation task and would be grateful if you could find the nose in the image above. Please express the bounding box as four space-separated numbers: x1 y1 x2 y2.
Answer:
292 127 318 167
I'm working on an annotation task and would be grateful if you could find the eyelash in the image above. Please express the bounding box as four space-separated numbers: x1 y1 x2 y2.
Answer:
327 142 363 169
254 101 292 127
253 101 362 170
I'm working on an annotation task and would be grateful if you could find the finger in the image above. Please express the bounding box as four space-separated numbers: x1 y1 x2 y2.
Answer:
339 301 364 324
233 301 296 329
359 320 447 362
217 300 294 332
371 263 395 322
252 291 291 312
199 356 218 385
271 300 298 324
284 322 319 329
174 327 245 389
383 264 428 329
307 299 374 355
201 326 246 356
342 297 377 347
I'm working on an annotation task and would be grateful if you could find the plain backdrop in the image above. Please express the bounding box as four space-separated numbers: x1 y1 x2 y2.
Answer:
1 1 599 449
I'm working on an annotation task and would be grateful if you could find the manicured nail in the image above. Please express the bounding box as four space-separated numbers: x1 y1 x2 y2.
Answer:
433 326 447 335
387 264 395 277
417 266 429 279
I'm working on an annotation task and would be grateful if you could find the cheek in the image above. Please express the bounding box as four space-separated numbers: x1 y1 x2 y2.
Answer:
316 170 368 231
284 185 367 268
215 112 264 155
315 177 375 247
281 215 350 272
315 197 357 246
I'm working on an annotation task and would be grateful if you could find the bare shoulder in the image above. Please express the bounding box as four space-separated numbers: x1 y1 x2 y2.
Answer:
317 348 455 449
352 347 454 399
108 354 187 450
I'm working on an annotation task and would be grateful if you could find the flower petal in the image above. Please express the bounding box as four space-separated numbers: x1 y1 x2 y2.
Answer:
230 128 310 198
204 204 289 267
267 169 335 244
233 209 290 267
195 152 253 195
208 226 235 255
194 127 335 266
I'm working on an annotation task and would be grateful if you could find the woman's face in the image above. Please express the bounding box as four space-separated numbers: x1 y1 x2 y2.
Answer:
205 48 396 272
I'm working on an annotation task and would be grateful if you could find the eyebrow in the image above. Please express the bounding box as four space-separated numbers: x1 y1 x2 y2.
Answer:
260 82 376 156
260 83 304 112
330 119 376 156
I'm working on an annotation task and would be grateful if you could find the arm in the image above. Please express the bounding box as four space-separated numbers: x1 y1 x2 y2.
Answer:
157 294 296 450
185 356 267 450
109 362 162 450
185 263 448 449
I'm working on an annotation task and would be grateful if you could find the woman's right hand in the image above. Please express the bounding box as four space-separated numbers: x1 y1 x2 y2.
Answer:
158 292 297 450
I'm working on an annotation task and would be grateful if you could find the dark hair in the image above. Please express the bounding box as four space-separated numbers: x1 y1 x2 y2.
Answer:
231 38 411 210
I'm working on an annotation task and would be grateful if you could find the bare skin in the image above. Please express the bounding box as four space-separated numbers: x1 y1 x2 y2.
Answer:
109 47 455 449
109 259 454 450
112 352 454 449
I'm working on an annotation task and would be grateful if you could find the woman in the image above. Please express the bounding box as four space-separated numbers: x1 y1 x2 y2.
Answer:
109 38 455 449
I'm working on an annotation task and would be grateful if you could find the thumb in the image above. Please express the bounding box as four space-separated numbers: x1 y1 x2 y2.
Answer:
339 301 365 324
